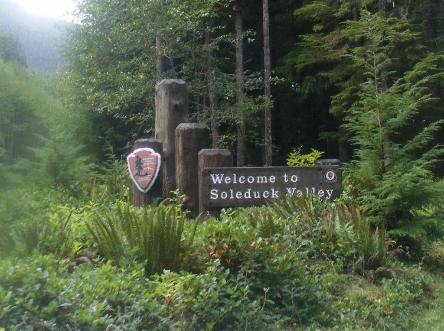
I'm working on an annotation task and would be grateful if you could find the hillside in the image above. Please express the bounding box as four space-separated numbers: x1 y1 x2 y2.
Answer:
0 0 70 73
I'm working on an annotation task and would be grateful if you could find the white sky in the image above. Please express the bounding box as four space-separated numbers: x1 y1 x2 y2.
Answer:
11 0 77 22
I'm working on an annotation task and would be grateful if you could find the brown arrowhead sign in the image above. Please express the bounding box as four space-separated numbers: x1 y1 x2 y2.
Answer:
127 148 161 193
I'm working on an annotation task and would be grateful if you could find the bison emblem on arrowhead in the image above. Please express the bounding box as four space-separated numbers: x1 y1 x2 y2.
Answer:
127 148 161 193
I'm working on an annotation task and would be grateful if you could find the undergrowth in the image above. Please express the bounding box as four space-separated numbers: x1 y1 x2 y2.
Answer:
0 159 441 330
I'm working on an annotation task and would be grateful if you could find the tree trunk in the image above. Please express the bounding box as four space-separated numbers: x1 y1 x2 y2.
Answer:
263 0 272 166
352 0 359 21
205 29 219 147
378 0 386 12
235 8 246 166
156 34 163 79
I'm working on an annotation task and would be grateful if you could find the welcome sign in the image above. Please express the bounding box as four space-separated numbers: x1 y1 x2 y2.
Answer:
201 166 341 209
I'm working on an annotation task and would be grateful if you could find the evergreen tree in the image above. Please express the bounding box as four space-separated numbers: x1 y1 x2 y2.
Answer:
0 59 45 164
281 0 444 162
0 27 26 66
343 11 444 230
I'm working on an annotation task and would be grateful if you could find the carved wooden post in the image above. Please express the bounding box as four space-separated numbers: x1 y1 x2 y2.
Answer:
176 123 210 214
198 149 233 215
155 79 188 197
131 138 163 207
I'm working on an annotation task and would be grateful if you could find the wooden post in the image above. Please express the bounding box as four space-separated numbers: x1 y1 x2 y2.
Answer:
176 123 210 214
155 79 188 197
198 149 233 215
132 138 163 207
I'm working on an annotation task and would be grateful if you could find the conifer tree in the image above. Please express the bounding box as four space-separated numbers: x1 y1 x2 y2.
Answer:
343 11 444 229
282 0 444 161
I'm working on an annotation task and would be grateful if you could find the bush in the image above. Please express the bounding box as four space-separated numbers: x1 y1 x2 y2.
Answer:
86 202 190 274
0 254 164 330
268 196 391 274
423 240 444 271
286 147 324 167
0 192 436 331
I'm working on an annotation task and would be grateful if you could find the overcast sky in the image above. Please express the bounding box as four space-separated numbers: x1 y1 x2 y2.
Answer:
11 0 77 22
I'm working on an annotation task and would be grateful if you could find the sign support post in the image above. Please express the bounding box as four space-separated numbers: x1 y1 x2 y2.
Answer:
130 138 163 207
175 123 211 215
155 79 188 197
198 149 233 215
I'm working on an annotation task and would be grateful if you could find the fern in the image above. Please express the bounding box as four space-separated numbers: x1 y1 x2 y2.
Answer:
86 203 187 275
270 196 390 273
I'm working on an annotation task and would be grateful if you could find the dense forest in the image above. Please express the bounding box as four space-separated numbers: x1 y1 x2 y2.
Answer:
0 0 443 330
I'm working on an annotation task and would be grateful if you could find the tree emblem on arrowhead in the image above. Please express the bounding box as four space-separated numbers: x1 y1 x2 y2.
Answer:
127 148 161 193
323 169 338 183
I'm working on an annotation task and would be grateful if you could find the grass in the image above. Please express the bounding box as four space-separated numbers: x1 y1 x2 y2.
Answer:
413 272 444 330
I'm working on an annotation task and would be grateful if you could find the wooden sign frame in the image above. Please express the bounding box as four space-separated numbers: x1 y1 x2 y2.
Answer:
200 165 341 210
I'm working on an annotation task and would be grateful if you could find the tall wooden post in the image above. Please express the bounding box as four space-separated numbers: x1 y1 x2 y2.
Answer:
175 123 211 214
155 79 188 197
198 149 233 215
132 138 163 207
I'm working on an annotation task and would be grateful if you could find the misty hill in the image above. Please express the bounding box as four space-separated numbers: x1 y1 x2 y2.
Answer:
0 0 71 73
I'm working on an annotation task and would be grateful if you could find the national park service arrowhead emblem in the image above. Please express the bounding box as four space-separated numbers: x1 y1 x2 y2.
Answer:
127 148 161 193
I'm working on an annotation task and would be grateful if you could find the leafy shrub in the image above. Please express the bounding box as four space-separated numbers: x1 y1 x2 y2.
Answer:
14 210 73 256
286 147 324 167
0 255 286 330
323 266 431 330
325 203 390 273
0 254 163 330
423 240 444 270
0 196 435 331
0 253 431 330
268 196 391 274
89 154 132 203
149 265 288 330
0 195 76 258
0 254 69 330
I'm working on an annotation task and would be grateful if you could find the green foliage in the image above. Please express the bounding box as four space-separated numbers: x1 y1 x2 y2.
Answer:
329 203 389 273
1 1 444 329
0 50 94 194
268 196 390 274
33 127 93 195
286 147 324 166
0 194 82 258
0 59 46 164
0 27 26 65
423 240 444 271
279 0 444 162
94 156 131 200
12 211 72 256
86 203 187 275
0 215 434 330
342 11 444 230
68 0 269 161
0 255 159 330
